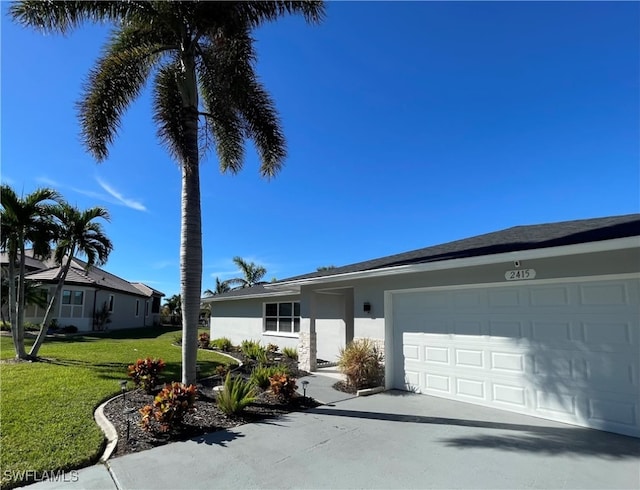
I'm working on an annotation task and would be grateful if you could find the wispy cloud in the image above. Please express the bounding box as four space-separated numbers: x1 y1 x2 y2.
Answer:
36 176 60 187
96 177 147 212
152 260 176 270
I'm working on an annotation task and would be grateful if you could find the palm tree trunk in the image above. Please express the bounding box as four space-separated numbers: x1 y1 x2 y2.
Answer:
29 250 74 358
15 239 28 359
180 51 202 385
7 250 23 358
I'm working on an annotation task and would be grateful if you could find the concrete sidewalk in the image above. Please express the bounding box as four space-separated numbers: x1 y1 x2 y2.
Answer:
25 378 640 490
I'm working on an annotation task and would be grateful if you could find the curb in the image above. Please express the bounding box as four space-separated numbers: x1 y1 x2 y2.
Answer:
94 394 122 462
356 386 385 397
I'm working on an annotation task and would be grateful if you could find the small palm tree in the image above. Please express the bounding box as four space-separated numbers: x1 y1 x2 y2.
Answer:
163 294 182 324
30 203 113 357
10 0 325 383
0 184 60 359
226 256 268 289
204 277 231 296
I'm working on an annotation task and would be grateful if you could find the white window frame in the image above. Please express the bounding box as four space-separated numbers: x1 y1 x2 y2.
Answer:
263 301 300 337
61 289 84 318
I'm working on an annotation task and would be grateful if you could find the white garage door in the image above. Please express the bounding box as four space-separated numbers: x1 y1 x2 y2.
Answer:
392 277 640 437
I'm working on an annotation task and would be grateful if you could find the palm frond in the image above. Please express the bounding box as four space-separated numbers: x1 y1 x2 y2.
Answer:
79 24 164 161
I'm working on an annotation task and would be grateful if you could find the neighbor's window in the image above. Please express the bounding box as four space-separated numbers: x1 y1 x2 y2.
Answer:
108 295 114 313
151 297 161 314
145 300 149 317
264 301 300 334
61 290 84 318
135 300 140 317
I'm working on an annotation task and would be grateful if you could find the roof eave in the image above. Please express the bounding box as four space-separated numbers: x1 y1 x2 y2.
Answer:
267 236 639 290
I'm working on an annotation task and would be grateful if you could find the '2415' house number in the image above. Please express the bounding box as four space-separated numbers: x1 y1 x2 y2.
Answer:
504 269 536 281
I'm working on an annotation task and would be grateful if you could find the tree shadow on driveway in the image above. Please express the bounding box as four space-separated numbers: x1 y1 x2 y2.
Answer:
304 406 640 459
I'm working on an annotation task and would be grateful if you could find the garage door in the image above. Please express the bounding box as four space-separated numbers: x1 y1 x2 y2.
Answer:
391 277 640 437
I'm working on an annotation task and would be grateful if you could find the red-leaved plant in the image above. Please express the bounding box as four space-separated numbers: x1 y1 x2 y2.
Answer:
127 357 166 393
139 382 198 432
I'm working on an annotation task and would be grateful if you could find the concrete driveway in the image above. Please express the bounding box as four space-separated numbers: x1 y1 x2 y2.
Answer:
29 389 640 490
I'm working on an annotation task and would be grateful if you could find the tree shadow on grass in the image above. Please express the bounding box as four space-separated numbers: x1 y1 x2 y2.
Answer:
304 406 640 459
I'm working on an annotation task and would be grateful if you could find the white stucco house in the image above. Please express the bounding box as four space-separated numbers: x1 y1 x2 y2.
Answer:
206 214 640 437
1 251 165 331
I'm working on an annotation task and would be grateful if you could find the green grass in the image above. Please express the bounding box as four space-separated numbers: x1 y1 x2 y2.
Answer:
0 326 236 489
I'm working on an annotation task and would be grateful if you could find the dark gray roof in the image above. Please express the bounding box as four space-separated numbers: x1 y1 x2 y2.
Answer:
280 213 640 283
132 283 165 298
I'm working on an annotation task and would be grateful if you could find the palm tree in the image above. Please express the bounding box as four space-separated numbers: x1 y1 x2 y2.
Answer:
10 1 324 384
0 185 59 359
29 203 113 358
204 277 230 297
163 294 182 324
226 256 268 289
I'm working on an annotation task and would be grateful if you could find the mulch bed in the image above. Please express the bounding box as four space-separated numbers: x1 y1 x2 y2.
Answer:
102 349 321 458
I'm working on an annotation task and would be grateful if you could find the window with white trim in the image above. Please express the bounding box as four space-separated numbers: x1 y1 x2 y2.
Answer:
61 290 84 318
264 301 300 334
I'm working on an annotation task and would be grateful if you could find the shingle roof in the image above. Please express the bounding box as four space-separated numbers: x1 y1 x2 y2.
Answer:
132 283 165 297
24 257 149 297
203 284 298 301
279 213 639 283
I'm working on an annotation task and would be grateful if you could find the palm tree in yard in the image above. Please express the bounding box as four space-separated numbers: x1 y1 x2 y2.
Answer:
0 184 60 359
10 0 324 384
29 203 113 358
227 256 268 289
204 277 230 297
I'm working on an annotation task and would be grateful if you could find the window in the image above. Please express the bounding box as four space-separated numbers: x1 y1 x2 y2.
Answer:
61 290 84 318
108 295 114 313
135 300 140 317
264 301 300 334
145 301 149 317
151 297 161 314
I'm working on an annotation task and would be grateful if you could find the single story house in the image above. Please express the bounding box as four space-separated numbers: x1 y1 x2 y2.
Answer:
1 250 164 331
206 214 640 437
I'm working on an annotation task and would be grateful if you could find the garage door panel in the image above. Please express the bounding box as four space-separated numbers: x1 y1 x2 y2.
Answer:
393 278 640 437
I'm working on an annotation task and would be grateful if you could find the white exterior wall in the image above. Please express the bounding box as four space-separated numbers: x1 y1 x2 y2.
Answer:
209 294 301 352
315 293 347 362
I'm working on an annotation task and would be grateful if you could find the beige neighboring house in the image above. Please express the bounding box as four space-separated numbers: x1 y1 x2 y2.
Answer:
206 213 640 438
1 250 164 331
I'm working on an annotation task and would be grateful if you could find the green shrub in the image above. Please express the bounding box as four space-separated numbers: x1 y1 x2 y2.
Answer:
215 364 229 378
266 343 279 353
269 373 298 402
139 382 197 432
282 346 298 360
127 357 166 393
198 332 210 349
216 373 256 416
241 340 268 363
211 337 232 351
173 333 182 345
250 365 290 390
338 338 384 390
60 325 78 334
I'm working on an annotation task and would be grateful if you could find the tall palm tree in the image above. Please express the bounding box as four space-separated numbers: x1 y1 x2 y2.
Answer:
226 256 268 289
0 184 59 359
10 0 324 384
29 203 113 358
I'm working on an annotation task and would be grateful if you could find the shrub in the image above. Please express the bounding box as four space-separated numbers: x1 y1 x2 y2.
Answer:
127 357 166 393
0 322 9 332
211 337 232 352
266 343 279 353
173 333 182 345
139 382 197 432
216 373 256 416
250 365 290 390
282 346 298 360
24 322 41 332
241 340 268 363
60 325 78 334
269 373 298 402
198 332 210 349
338 338 384 390
215 364 229 378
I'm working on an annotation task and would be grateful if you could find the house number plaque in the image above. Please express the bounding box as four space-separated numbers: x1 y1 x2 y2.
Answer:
504 269 536 281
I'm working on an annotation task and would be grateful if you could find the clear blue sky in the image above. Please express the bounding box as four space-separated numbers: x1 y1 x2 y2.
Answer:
2 1 638 298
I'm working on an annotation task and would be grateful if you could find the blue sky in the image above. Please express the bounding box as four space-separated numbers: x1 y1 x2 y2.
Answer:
2 1 638 298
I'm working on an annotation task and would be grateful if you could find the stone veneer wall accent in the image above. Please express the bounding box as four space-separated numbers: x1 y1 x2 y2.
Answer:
298 331 317 372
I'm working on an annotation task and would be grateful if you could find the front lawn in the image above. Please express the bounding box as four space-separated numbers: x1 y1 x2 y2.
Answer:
0 326 235 489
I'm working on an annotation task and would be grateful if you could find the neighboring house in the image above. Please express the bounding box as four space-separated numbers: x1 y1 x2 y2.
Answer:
1 250 164 331
205 213 640 437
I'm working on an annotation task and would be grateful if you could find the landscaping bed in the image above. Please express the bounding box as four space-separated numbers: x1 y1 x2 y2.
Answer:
103 346 318 458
